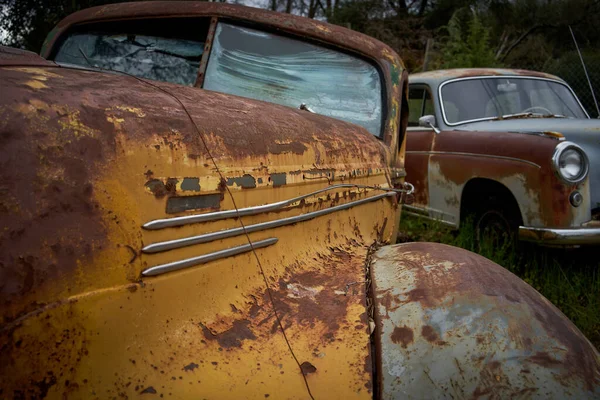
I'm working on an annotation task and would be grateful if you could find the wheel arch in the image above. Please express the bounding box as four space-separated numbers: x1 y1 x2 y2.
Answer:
459 177 523 228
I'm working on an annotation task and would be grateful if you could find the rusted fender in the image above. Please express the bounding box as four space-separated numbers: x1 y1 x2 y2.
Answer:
371 242 600 399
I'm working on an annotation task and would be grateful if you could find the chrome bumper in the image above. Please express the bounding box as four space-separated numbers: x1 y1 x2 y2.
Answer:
519 223 600 245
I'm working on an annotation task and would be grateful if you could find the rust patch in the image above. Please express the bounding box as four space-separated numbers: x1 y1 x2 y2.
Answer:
199 320 256 349
300 361 317 375
390 326 413 348
421 325 441 343
145 179 168 198
141 386 157 394
527 352 561 367
183 362 199 371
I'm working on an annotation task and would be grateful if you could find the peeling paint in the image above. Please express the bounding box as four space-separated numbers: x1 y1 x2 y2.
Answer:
227 174 256 189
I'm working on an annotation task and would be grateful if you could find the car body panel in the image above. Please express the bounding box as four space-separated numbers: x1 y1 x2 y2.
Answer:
0 40 400 397
407 69 599 243
371 242 600 399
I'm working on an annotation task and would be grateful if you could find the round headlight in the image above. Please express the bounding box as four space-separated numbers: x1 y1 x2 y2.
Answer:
552 142 589 184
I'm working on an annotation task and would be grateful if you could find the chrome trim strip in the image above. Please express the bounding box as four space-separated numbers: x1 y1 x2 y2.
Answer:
142 238 278 277
437 75 590 127
405 150 541 169
402 206 458 228
142 192 394 254
407 127 434 132
519 226 600 245
143 183 390 230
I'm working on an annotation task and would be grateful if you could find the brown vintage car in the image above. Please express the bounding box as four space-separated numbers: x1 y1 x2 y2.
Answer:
406 68 600 246
1 3 599 399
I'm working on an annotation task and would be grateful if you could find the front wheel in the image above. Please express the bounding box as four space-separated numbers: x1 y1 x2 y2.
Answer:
472 201 521 252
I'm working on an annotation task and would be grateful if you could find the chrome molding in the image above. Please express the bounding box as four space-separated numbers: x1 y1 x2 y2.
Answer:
142 238 278 277
405 150 541 169
142 192 395 254
143 183 396 230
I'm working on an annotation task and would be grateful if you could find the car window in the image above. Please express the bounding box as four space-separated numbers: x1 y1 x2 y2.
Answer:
408 86 434 126
54 18 210 86
440 77 588 124
203 23 384 137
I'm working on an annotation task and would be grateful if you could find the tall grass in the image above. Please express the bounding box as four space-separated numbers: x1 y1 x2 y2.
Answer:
398 213 600 349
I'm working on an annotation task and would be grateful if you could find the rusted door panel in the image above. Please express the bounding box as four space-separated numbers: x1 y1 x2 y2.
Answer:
405 129 435 209
0 66 400 397
371 242 600 399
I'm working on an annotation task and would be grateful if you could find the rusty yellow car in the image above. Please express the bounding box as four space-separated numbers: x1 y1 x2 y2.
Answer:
0 2 598 399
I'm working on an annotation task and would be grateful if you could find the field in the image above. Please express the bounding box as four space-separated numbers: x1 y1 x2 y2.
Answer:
397 212 600 350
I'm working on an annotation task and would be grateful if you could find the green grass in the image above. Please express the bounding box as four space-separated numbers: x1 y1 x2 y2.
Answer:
397 212 600 349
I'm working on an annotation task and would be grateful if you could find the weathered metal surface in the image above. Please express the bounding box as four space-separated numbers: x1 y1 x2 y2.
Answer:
0 15 402 394
411 68 561 85
405 127 588 228
404 130 434 207
0 46 56 67
371 242 600 399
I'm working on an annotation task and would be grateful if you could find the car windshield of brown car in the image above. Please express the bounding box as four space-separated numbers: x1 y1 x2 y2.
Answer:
203 23 384 137
440 77 588 125
54 18 210 86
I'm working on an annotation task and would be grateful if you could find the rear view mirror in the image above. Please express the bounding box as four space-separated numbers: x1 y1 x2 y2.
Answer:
497 82 517 92
419 115 440 134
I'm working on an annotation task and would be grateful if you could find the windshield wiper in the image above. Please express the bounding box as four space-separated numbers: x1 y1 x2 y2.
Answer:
492 112 568 121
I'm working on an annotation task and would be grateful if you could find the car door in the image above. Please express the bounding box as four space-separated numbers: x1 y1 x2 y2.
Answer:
405 85 436 216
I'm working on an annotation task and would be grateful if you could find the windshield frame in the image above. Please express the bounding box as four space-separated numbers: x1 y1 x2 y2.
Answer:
438 75 590 127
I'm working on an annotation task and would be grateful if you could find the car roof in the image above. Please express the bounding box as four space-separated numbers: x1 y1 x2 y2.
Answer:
41 1 401 70
410 68 563 87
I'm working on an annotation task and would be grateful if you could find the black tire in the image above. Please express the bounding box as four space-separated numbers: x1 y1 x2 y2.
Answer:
473 201 520 251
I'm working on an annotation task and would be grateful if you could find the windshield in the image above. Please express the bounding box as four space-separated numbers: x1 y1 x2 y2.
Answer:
440 77 588 125
53 18 209 86
55 33 203 86
203 23 384 136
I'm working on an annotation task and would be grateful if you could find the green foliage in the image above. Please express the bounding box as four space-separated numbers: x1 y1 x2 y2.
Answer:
440 9 502 68
0 0 136 53
398 212 600 350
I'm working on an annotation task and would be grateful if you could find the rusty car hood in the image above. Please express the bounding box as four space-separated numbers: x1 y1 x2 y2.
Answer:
0 45 55 67
457 118 600 210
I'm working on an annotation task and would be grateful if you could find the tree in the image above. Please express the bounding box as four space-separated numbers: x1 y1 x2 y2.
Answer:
0 0 134 53
439 8 500 68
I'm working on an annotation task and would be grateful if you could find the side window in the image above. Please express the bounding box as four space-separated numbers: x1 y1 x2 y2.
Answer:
408 86 434 127
203 23 384 137
54 18 210 86
408 87 425 126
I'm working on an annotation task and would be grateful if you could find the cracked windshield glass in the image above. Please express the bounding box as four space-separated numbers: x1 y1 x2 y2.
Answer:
203 23 384 136
54 20 206 86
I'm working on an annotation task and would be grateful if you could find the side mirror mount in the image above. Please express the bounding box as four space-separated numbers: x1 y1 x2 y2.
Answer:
418 115 440 134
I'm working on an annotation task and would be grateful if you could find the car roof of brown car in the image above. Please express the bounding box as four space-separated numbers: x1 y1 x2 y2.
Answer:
410 68 562 86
